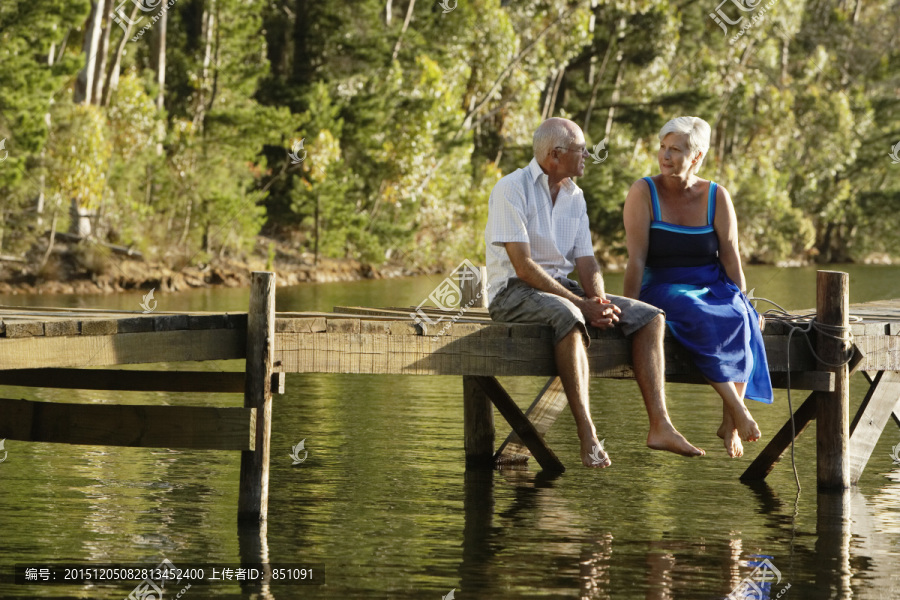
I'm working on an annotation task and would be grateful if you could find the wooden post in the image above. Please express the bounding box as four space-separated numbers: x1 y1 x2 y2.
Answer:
238 272 276 521
460 263 488 308
816 271 851 490
461 264 493 466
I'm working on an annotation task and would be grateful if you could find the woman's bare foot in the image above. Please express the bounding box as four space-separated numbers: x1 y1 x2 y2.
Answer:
581 436 611 468
647 422 705 456
717 405 744 457
730 404 761 442
717 424 744 458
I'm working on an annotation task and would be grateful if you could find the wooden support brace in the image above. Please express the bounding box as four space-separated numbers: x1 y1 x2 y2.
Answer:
495 376 568 465
740 392 817 482
470 375 565 472
238 272 276 522
848 371 900 484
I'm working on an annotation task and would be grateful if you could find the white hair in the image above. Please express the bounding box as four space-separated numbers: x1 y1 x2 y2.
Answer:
533 118 578 162
659 116 711 172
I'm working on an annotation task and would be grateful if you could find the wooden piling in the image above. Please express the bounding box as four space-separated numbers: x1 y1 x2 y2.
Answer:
238 272 276 521
460 264 488 309
461 264 494 466
816 271 851 490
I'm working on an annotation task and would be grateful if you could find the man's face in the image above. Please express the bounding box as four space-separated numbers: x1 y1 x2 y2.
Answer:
553 129 587 178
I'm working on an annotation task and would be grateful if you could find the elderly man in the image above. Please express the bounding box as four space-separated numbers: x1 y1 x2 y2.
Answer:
485 117 704 468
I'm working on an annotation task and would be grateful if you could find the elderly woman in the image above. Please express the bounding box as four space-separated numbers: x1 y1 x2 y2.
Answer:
623 116 772 458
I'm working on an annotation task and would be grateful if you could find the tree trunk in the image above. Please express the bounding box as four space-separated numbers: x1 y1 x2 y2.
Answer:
102 3 141 106
391 0 416 61
92 0 112 106
604 53 624 140
543 66 566 121
156 3 167 113
193 0 216 129
583 27 614 134
155 1 168 156
75 1 105 104
69 198 92 238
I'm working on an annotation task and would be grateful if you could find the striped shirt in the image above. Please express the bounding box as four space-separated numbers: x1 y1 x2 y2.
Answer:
484 158 593 304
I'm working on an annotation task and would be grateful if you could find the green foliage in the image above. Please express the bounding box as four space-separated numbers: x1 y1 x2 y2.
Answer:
46 101 112 217
2 0 900 272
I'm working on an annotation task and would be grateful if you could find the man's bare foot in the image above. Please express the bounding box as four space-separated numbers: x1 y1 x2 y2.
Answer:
647 423 705 457
581 437 611 468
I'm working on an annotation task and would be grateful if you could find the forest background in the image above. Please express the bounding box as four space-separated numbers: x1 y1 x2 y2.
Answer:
1 0 899 290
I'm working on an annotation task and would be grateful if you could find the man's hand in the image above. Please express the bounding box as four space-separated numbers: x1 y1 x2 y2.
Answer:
580 296 621 329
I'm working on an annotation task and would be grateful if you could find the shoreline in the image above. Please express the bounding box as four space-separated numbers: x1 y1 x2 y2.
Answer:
0 247 416 297
0 237 893 296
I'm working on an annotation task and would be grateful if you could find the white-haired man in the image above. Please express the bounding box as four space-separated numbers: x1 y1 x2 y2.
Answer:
485 117 704 468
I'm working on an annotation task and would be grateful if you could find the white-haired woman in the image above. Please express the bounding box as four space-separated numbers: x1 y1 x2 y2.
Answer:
622 116 772 458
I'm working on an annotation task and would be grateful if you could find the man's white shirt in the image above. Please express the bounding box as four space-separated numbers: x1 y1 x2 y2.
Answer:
484 157 593 304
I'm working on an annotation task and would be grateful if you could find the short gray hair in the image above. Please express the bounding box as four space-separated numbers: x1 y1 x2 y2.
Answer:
533 118 578 162
659 116 711 172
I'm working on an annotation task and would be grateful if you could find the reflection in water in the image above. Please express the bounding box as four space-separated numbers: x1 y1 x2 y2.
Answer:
457 469 853 599
816 490 852 599
238 521 274 600
853 473 900 597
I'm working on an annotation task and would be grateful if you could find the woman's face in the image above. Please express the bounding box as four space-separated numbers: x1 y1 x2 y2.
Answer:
658 133 696 178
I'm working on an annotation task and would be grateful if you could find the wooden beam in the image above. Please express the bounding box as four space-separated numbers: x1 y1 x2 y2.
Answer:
471 375 565 472
239 272 276 523
815 270 851 489
0 329 246 369
848 371 900 484
662 371 835 391
0 368 246 392
495 376 568 464
0 397 254 450
274 328 820 378
740 392 817 481
850 334 900 372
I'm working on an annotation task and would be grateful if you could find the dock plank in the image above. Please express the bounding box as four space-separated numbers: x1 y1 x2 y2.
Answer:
0 329 246 369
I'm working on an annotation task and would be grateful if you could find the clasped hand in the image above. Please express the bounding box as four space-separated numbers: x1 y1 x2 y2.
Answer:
582 296 621 329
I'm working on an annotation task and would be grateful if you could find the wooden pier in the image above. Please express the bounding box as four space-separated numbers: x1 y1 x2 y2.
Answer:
1 270 899 520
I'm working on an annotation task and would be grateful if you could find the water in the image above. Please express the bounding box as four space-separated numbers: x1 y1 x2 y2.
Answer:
1 265 900 599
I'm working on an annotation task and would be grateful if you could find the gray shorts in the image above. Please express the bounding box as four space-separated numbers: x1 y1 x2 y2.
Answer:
488 277 663 346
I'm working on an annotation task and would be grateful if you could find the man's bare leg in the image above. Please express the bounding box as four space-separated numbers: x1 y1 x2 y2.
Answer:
555 327 610 468
631 314 705 457
717 382 747 457
710 380 760 442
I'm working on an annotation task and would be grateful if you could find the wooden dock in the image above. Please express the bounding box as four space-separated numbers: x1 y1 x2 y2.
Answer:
1 270 899 520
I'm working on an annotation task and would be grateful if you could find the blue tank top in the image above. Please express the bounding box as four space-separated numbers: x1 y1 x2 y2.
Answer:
643 176 719 268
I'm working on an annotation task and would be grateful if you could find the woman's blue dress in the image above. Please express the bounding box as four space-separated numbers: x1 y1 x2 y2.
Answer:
638 177 773 404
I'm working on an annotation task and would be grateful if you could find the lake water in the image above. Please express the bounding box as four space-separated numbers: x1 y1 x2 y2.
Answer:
1 264 900 599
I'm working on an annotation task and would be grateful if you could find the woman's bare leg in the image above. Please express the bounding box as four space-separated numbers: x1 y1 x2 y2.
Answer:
716 383 747 457
710 381 760 443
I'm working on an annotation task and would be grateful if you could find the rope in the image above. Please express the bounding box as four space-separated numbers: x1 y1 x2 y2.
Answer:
749 295 857 492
